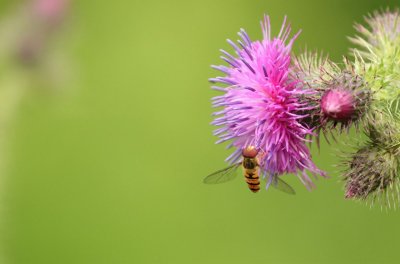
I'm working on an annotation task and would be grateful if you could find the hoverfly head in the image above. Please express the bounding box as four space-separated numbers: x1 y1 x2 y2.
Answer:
242 146 258 158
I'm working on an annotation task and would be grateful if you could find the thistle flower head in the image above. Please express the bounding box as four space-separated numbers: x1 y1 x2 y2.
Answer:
210 16 325 189
319 70 370 132
353 9 400 51
293 53 371 137
15 0 70 66
351 9 400 101
343 145 400 207
33 0 69 23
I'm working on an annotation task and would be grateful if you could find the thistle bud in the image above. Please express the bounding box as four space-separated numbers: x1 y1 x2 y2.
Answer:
319 71 370 132
343 145 400 206
321 88 355 121
292 52 371 136
352 9 400 50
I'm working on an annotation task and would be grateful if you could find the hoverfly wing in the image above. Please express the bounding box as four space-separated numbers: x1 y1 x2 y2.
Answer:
272 177 296 195
203 163 241 184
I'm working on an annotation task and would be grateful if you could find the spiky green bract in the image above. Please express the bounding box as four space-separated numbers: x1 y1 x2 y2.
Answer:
293 51 337 84
351 9 400 101
292 52 371 141
345 10 400 207
365 99 400 150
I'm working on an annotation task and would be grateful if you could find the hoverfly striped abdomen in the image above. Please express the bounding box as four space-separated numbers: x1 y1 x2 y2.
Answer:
242 146 260 193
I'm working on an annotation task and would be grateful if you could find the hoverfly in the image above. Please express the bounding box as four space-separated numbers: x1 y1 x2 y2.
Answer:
204 146 295 194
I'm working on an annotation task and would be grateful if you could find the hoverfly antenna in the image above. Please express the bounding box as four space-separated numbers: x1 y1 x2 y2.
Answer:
242 146 258 158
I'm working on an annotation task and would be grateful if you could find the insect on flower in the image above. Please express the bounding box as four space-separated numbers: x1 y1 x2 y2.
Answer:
204 146 295 194
208 15 326 191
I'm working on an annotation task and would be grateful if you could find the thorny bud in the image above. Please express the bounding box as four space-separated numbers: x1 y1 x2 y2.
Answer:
343 145 400 206
319 71 371 133
353 9 400 49
321 88 355 121
292 52 371 137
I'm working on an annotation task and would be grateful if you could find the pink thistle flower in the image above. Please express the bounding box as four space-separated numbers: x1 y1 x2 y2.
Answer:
210 16 325 189
16 0 70 65
33 0 69 24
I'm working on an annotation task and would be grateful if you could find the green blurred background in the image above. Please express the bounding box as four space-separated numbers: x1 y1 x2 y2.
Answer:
1 0 400 263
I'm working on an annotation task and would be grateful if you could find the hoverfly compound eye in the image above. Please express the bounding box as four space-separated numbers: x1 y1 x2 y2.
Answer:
242 146 258 158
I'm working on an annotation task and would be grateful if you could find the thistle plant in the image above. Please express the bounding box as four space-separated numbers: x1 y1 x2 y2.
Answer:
289 9 400 207
209 10 400 207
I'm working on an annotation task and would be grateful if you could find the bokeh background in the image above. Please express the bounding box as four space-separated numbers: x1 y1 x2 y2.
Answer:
0 0 399 263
